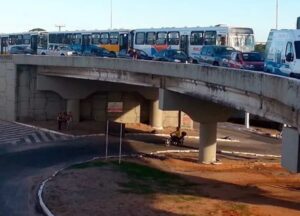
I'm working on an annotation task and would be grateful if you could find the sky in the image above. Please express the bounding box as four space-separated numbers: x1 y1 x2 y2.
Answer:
0 0 299 42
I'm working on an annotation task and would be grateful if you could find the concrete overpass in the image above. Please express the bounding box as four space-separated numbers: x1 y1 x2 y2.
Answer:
1 55 300 172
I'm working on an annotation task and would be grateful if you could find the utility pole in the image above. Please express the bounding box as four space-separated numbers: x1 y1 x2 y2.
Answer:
276 0 279 29
110 0 113 29
55 24 66 32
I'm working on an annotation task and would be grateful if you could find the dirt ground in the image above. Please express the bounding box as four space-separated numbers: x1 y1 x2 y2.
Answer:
43 153 300 216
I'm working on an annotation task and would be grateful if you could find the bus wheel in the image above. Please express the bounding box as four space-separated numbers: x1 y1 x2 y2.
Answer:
213 62 219 66
61 54 65 56
41 53 46 55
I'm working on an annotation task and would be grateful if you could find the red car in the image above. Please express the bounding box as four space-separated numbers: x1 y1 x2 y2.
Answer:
228 51 264 71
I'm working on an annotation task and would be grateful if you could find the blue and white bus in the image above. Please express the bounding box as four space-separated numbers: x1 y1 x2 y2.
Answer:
37 30 130 55
130 25 255 62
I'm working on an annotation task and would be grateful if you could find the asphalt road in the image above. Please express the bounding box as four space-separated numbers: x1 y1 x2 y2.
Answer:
0 125 281 215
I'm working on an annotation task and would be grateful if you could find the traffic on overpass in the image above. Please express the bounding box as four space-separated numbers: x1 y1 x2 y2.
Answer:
0 0 300 216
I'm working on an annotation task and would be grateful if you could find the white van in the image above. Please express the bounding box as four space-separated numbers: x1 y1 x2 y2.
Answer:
264 29 300 78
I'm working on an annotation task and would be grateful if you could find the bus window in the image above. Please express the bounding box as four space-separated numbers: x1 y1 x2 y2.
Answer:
217 35 226 46
56 34 64 44
156 32 167 45
91 33 101 45
16 35 23 45
38 34 47 49
168 31 179 45
72 33 81 45
190 31 204 45
204 31 217 45
49 34 57 44
135 32 145 45
119 33 128 50
145 32 156 45
110 32 119 44
64 34 72 44
82 34 91 46
100 33 110 44
23 34 31 45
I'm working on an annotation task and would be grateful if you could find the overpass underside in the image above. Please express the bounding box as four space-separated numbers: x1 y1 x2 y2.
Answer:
1 56 299 172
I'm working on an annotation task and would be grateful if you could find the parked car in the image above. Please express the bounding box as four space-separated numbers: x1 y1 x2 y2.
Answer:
117 49 152 60
196 45 235 66
40 45 78 56
9 45 34 55
84 46 116 58
227 51 264 71
153 49 189 63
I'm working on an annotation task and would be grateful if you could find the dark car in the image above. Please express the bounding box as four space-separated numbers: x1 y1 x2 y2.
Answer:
196 45 235 66
228 51 264 71
117 49 153 60
9 45 35 55
153 49 189 63
84 46 116 58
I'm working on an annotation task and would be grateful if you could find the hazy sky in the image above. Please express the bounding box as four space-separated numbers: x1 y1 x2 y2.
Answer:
0 0 298 42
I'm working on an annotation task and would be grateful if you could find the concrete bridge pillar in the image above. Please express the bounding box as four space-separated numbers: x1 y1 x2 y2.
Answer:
159 89 234 164
150 99 163 130
282 127 300 173
199 122 217 163
67 99 80 122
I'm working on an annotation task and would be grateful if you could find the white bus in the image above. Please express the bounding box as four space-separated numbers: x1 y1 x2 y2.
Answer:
0 31 44 54
131 25 255 62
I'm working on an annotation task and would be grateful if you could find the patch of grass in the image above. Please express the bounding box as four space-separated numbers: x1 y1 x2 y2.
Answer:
114 161 199 195
171 195 200 202
118 182 154 194
68 161 107 169
229 203 251 216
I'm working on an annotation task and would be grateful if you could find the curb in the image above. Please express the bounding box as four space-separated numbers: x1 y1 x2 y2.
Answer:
38 155 136 216
127 133 240 143
37 148 281 216
150 149 280 158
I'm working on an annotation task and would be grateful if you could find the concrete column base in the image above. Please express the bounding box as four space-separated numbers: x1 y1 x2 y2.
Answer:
67 99 80 122
199 122 217 164
150 100 163 130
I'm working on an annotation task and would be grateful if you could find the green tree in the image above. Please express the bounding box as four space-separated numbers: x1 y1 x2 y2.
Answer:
255 44 266 53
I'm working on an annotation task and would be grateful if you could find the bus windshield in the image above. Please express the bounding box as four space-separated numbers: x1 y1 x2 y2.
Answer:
230 34 255 52
229 27 255 52
295 41 300 59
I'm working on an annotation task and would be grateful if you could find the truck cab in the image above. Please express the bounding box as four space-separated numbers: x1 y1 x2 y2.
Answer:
264 30 300 78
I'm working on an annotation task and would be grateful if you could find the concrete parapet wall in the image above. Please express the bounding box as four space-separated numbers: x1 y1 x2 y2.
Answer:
0 57 16 121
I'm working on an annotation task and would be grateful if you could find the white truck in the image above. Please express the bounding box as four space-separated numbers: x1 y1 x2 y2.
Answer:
264 29 300 78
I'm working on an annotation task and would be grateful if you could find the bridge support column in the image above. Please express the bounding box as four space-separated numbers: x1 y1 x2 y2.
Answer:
150 100 163 130
199 122 217 164
67 99 80 122
282 127 300 173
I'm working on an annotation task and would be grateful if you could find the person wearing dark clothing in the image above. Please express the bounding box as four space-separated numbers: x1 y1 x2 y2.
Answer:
57 112 63 130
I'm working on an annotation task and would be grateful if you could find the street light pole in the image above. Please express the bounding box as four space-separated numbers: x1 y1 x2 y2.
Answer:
276 0 279 29
55 24 65 32
110 0 113 29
